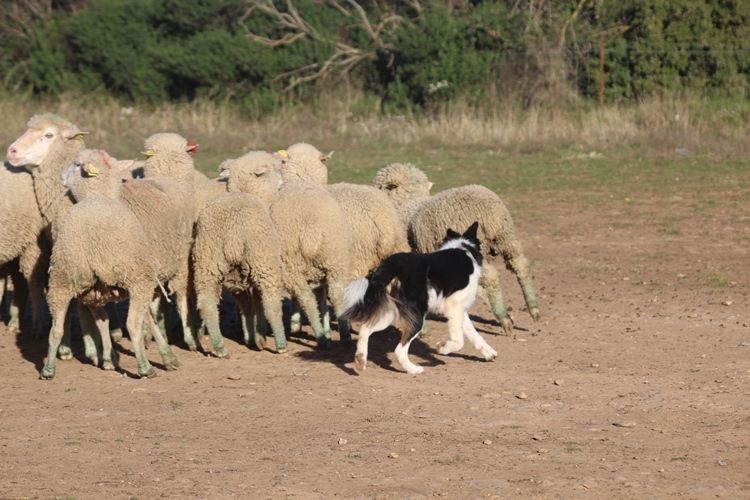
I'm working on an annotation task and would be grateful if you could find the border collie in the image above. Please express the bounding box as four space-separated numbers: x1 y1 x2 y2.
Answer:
342 221 497 374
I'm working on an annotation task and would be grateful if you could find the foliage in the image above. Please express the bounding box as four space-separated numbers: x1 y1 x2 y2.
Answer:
0 0 748 112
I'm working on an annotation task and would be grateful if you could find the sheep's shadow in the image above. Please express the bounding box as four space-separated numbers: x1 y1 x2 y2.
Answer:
293 325 446 375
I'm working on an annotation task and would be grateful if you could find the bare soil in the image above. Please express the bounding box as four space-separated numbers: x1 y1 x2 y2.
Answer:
1 183 749 499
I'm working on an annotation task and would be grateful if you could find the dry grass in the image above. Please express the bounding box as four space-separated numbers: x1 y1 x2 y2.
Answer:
2 91 748 175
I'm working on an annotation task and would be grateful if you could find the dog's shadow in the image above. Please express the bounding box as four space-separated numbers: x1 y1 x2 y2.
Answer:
293 326 446 375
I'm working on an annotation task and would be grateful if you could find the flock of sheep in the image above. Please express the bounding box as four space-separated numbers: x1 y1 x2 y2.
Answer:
1 113 540 378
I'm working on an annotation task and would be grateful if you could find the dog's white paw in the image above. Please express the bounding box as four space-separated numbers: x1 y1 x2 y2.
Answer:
404 364 424 375
437 340 462 356
480 345 498 361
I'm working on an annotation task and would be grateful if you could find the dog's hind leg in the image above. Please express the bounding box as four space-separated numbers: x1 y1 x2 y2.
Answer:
354 308 395 372
394 317 425 375
461 312 497 361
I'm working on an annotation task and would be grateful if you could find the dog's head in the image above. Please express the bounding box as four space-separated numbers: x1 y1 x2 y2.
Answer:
443 221 482 265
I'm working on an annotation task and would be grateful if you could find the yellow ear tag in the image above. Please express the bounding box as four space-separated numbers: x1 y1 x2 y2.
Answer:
143 149 155 157
276 149 289 158
85 163 99 177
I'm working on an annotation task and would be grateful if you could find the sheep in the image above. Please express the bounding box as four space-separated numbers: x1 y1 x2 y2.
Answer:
222 151 353 346
5 114 108 361
40 149 179 379
278 144 409 336
139 133 201 351
374 163 540 333
0 163 48 337
192 192 287 357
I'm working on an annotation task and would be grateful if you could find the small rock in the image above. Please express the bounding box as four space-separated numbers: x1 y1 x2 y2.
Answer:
591 363 600 368
531 435 545 441
537 448 549 454
227 374 242 381
553 379 563 386
516 392 528 400
718 459 728 466
410 448 416 452
721 300 733 306
612 421 637 428
388 452 399 459
658 468 665 473
482 439 493 446
338 438 348 445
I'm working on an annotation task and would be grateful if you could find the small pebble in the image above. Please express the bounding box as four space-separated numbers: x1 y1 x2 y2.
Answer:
482 439 492 446
537 448 549 454
516 392 528 400
658 468 665 473
531 435 544 441
612 421 637 428
338 438 347 445
227 374 242 381
388 452 399 459
718 459 728 466
553 379 563 386
591 363 600 368
721 300 733 306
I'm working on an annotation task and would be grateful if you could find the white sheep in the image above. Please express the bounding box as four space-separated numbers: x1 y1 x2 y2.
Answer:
6 114 114 361
222 151 353 346
374 163 540 333
192 192 287 357
40 149 180 378
0 163 47 337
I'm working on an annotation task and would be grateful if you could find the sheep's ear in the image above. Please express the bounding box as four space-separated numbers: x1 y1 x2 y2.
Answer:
428 182 434 192
463 221 479 241
275 149 289 159
445 228 461 240
83 163 99 177
63 128 87 141
321 151 333 162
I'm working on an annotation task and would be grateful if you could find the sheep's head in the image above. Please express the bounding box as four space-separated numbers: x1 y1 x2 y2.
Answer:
63 149 125 202
373 163 432 205
278 142 330 185
222 151 283 203
142 132 197 176
6 114 86 171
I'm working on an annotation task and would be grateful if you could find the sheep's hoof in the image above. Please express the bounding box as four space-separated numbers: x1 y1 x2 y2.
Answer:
252 333 267 350
499 316 514 335
101 359 116 371
110 329 124 342
161 353 180 370
316 337 332 350
57 345 74 361
7 321 20 335
185 342 198 352
528 307 540 321
276 347 288 354
139 367 157 378
39 365 55 380
211 346 230 359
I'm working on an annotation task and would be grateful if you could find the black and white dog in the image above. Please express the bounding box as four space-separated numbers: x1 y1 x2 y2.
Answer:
342 221 497 374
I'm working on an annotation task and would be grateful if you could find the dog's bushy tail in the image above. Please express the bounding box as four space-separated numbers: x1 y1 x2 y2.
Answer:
341 253 423 334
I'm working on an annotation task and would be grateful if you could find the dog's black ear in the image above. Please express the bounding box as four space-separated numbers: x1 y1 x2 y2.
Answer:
445 227 461 240
463 221 479 241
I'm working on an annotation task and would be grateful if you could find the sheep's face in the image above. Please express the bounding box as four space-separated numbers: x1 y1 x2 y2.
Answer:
224 151 283 199
6 115 85 170
62 149 119 202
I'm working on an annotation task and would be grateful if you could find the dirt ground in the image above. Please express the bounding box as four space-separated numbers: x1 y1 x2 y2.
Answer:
0 180 748 499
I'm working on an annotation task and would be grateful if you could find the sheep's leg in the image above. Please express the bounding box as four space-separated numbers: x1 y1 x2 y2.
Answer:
0 274 6 321
196 283 229 358
327 279 352 343
503 246 540 321
40 297 71 380
106 302 124 342
289 299 302 334
236 292 264 351
27 272 48 341
315 285 331 336
354 308 396 373
293 281 328 348
20 245 49 340
59 307 74 360
145 308 179 370
126 295 156 378
7 267 27 334
88 305 117 370
480 264 514 335
76 302 101 366
461 312 497 361
174 288 197 352
257 286 287 353
252 290 271 335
